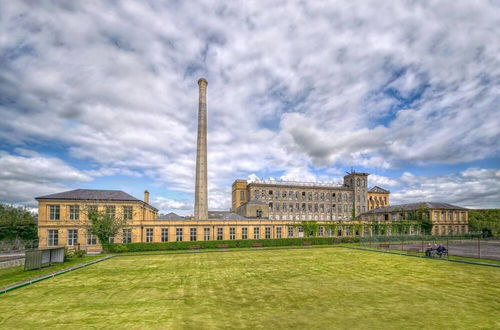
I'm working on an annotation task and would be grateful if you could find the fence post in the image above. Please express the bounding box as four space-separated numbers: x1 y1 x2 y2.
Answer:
477 237 481 259
446 238 449 260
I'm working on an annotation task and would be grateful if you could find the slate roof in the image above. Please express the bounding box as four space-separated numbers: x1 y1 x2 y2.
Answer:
362 202 467 214
35 189 158 210
208 211 248 220
369 186 390 193
158 212 185 220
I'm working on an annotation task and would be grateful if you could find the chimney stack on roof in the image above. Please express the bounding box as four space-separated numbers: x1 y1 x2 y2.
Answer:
144 190 150 204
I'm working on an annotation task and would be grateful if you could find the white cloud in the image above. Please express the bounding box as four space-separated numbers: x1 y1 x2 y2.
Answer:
369 174 398 187
391 168 500 209
0 151 92 206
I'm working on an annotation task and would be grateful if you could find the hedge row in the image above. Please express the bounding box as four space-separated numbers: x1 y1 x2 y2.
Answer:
107 237 360 253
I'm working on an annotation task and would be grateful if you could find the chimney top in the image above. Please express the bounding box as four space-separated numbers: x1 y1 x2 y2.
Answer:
198 78 208 85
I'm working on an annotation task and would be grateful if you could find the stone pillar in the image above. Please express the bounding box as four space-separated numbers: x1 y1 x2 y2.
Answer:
194 78 208 220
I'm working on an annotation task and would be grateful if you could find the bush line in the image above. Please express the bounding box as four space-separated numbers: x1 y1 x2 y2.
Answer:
107 237 359 253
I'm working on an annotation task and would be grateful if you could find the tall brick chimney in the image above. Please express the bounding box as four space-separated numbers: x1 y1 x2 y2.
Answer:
194 78 208 220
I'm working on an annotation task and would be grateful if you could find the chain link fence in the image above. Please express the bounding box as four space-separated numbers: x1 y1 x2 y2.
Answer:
358 234 500 261
0 239 39 253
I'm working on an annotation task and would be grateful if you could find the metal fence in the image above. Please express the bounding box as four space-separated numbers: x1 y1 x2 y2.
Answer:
358 235 500 261
0 239 39 253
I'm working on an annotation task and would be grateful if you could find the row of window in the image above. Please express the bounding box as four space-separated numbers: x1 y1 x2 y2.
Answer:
48 205 133 221
253 190 355 202
433 225 467 235
433 211 467 222
49 224 423 247
268 203 366 214
48 229 97 246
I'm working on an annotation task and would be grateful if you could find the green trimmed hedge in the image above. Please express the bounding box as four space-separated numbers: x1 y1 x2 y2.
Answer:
107 237 359 253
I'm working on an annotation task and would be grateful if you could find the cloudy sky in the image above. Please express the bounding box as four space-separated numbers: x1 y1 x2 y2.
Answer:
1 1 499 214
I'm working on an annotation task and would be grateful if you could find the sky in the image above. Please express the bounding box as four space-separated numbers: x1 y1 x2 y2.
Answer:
1 1 499 214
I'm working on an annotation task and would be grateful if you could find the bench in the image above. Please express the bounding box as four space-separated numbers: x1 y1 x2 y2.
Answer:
378 244 390 249
302 241 313 246
188 245 201 250
407 248 420 253
217 244 229 249
252 242 263 248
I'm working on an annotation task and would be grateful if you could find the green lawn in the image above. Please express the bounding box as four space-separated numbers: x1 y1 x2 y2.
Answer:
0 255 105 289
0 248 498 329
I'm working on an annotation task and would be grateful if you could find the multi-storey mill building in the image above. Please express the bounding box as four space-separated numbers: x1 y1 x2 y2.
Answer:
232 171 371 221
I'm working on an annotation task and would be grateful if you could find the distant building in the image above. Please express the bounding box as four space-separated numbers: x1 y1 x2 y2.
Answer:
232 171 375 220
367 186 390 210
359 202 469 235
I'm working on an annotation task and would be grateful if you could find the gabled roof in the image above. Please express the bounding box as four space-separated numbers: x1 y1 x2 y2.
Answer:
36 189 158 211
369 186 390 193
362 202 467 214
158 212 185 220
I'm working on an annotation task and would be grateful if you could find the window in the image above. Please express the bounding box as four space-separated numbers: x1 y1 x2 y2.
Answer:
176 228 183 241
105 205 116 218
319 226 324 236
288 226 294 238
87 230 96 245
204 228 210 241
253 227 260 239
67 229 78 246
87 205 98 219
48 230 58 246
123 206 133 220
230 227 236 240
242 227 248 239
254 190 259 199
217 227 223 240
265 227 271 239
69 205 79 220
240 191 245 200
276 227 282 238
190 228 197 241
146 228 153 243
161 228 169 242
256 209 262 217
49 205 60 220
123 229 132 243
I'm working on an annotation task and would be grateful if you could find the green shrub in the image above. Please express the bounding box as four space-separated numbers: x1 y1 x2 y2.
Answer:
107 236 360 253
73 250 86 258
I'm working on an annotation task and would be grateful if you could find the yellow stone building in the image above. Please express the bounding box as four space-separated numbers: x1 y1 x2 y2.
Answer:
367 186 390 210
232 171 373 220
359 202 469 235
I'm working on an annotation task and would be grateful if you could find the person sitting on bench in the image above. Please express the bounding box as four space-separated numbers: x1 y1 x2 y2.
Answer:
425 243 433 257
436 244 447 257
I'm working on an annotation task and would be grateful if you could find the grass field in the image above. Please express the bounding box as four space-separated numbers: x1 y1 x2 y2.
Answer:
0 248 498 329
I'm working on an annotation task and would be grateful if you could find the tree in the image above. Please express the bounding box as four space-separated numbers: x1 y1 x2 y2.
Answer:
86 206 127 251
0 203 38 241
468 209 500 237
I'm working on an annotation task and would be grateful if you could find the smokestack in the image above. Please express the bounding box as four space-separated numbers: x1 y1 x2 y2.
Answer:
144 190 149 204
194 78 208 220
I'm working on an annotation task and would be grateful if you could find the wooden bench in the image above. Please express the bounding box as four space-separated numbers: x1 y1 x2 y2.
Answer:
407 248 420 253
217 244 229 249
379 244 390 249
188 245 201 250
252 242 263 248
302 241 313 246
